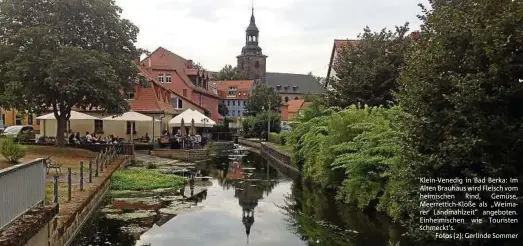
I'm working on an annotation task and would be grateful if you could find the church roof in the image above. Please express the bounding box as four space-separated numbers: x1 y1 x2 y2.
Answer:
246 8 258 32
266 72 325 95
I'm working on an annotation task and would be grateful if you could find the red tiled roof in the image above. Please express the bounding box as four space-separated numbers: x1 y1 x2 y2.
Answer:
142 47 220 99
215 80 254 100
287 99 305 113
135 65 205 113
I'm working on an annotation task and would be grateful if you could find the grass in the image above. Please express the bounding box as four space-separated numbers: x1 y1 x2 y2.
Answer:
268 142 294 155
111 169 186 191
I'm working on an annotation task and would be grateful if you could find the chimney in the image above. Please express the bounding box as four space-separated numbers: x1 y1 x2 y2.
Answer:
187 60 193 68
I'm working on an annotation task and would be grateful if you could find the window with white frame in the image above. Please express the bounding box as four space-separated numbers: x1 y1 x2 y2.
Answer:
165 73 172 83
157 73 164 83
174 98 183 109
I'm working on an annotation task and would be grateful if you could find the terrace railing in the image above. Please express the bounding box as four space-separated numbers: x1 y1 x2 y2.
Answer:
0 159 46 230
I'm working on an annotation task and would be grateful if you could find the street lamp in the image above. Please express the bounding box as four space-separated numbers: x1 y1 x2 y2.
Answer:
201 118 209 135
261 101 271 141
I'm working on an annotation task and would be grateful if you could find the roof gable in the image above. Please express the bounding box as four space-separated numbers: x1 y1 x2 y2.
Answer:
141 47 219 99
287 99 305 113
135 65 205 112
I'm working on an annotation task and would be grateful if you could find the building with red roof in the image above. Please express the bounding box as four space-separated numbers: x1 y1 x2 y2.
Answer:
215 80 255 119
139 47 223 122
280 99 310 122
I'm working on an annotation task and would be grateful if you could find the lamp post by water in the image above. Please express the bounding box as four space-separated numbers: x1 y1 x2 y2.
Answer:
201 118 209 136
262 101 271 141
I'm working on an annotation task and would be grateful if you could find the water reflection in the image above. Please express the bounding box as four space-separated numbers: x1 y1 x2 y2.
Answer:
73 149 408 246
280 180 408 246
211 153 281 241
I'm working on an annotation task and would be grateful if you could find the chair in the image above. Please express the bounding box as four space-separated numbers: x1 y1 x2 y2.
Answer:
45 157 62 175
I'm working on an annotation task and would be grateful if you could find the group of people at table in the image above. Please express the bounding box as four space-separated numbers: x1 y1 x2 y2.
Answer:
164 129 206 149
66 131 152 145
63 129 204 148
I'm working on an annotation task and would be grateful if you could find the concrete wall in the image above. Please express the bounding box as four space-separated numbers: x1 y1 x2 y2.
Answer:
150 149 208 162
23 224 49 246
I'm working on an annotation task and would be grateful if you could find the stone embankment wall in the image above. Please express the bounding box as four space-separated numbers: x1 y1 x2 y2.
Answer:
239 138 300 178
48 157 129 246
150 149 208 162
238 139 261 154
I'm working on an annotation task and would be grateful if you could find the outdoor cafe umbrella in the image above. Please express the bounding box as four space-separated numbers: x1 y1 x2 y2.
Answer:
180 118 187 137
189 119 197 136
36 110 99 136
103 111 154 145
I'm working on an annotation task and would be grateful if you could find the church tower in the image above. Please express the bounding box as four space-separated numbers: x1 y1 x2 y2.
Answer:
237 6 267 83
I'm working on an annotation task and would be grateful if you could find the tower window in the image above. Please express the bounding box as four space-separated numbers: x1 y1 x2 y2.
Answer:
255 61 259 68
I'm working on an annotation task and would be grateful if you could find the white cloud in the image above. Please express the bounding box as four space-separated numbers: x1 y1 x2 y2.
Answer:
115 0 425 77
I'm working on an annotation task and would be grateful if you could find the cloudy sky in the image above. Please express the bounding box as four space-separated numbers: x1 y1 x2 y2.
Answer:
114 0 425 77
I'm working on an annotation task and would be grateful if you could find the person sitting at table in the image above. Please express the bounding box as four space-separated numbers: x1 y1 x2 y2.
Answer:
68 132 76 144
85 131 93 143
143 133 151 143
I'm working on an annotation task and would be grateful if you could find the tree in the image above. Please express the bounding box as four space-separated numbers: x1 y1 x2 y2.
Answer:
244 84 281 116
391 0 523 240
214 64 245 80
307 72 326 87
218 101 229 117
193 62 204 70
0 0 141 146
327 24 412 108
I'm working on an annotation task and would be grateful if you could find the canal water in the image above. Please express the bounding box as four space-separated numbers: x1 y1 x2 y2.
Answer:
73 150 407 246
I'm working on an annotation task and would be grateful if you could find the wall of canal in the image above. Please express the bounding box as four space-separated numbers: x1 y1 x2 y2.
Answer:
238 138 300 179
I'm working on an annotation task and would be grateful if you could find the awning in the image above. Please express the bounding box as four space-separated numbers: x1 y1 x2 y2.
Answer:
169 109 215 127
36 110 99 120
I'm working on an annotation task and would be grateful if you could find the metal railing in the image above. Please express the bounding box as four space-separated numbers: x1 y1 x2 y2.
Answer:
0 159 45 229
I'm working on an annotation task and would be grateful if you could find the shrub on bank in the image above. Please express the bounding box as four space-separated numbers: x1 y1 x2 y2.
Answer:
111 169 185 191
288 105 400 210
0 137 26 164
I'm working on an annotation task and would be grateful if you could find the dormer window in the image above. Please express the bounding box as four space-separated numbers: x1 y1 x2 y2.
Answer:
293 85 298 91
165 74 172 83
276 85 281 90
284 85 289 90
128 93 135 100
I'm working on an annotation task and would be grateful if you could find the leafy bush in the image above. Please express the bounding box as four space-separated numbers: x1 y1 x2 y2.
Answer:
268 132 280 144
146 162 158 169
242 111 281 138
0 137 26 164
111 169 185 191
288 105 401 210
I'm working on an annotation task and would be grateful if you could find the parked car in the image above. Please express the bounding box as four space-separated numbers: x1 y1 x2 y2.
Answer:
1 125 36 142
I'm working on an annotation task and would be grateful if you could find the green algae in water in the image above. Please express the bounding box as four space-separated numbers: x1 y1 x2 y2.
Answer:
105 210 157 221
111 169 186 191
